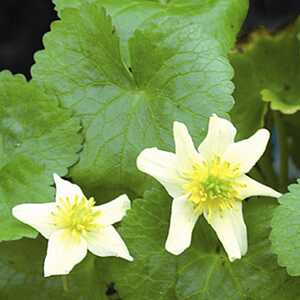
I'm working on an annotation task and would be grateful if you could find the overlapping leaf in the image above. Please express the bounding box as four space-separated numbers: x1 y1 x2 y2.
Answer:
31 2 246 200
105 189 300 300
0 237 108 299
101 189 176 300
0 71 81 241
53 0 248 61
230 18 300 138
271 180 300 276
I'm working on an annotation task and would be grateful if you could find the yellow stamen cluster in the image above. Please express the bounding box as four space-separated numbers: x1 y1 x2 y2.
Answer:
184 156 245 219
51 195 101 239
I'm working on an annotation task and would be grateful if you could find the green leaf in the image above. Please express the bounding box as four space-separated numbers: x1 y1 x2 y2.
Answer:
230 19 300 138
53 0 248 60
0 237 108 299
282 112 300 171
0 71 81 241
270 180 300 276
107 189 300 300
102 188 176 300
32 3 242 199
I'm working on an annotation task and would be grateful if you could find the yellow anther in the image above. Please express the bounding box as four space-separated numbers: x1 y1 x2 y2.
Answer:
184 156 245 219
52 195 101 238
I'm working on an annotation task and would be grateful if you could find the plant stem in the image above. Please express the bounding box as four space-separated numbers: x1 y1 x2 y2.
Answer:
62 275 69 293
273 111 288 192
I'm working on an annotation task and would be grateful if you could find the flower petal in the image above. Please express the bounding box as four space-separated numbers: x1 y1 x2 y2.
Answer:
137 148 185 197
204 201 247 261
44 229 88 277
86 225 133 261
237 175 282 199
94 194 131 225
198 114 237 160
53 173 85 202
12 203 56 238
165 195 200 255
222 129 270 174
173 121 201 172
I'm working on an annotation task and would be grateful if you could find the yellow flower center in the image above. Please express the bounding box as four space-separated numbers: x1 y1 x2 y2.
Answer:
184 156 245 219
51 195 101 238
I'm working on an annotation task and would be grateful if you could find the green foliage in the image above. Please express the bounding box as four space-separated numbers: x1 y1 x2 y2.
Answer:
271 181 300 276
6 0 300 299
32 1 247 200
102 189 176 300
53 0 248 60
0 71 81 241
230 18 300 138
106 189 300 300
0 237 108 299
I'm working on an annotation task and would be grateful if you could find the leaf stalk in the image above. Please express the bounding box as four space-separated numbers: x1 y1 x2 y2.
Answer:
273 111 288 192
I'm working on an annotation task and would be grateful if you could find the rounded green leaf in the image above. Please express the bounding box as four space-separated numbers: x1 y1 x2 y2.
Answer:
32 3 239 200
53 0 248 58
0 238 108 299
0 71 81 241
106 189 300 300
271 180 300 276
102 189 176 300
231 18 300 138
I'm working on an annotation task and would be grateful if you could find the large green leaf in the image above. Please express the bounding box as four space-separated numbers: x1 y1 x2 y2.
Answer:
0 71 81 241
53 0 248 60
106 189 300 300
270 180 300 276
230 19 300 138
102 189 176 300
0 238 108 300
32 3 245 200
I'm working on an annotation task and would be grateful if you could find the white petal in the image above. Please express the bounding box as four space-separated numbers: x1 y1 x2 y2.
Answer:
44 229 87 277
173 121 201 172
198 114 236 160
237 175 282 199
204 202 247 261
222 129 270 174
137 148 185 198
53 173 85 203
94 194 131 225
12 203 56 238
165 195 200 255
86 225 133 261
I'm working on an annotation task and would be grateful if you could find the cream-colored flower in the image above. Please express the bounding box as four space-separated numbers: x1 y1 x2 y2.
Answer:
137 114 281 261
12 174 133 277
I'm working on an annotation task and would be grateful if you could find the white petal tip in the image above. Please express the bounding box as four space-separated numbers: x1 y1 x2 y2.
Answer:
124 255 134 262
210 114 234 127
228 254 242 262
53 173 62 184
257 128 270 140
44 263 71 277
119 194 131 210
43 271 52 277
53 173 60 179
12 204 29 221
272 191 282 198
173 121 187 132
136 148 157 171
11 205 19 219
44 270 69 277
165 241 186 256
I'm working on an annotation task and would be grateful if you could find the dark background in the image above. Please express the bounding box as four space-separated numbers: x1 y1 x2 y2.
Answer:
1 0 300 79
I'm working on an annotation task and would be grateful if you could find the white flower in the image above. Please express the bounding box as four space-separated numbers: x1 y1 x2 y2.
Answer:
137 114 281 262
12 174 133 277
